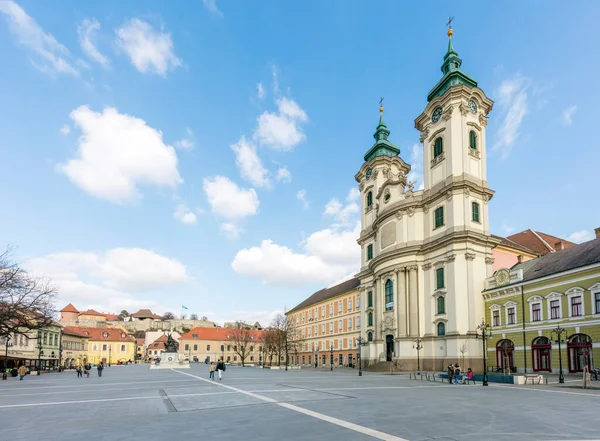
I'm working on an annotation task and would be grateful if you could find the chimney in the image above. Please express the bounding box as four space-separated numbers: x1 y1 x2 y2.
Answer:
517 255 523 264
595 227 600 239
555 241 565 251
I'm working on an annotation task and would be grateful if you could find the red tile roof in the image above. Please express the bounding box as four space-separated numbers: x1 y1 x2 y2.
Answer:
149 334 169 349
78 309 106 317
60 303 79 313
180 327 264 341
64 326 134 342
288 277 360 313
507 229 576 256
131 309 162 319
105 314 120 321
62 327 89 338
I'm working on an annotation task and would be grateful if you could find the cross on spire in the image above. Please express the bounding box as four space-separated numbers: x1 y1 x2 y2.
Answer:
379 97 384 114
446 16 454 30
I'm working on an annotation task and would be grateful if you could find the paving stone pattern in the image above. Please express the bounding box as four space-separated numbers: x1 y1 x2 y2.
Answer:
1 364 599 441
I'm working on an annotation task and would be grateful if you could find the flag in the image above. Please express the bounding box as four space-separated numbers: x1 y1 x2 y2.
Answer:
182 305 188 310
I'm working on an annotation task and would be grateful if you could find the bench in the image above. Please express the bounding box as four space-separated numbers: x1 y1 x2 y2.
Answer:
436 372 475 384
524 373 542 385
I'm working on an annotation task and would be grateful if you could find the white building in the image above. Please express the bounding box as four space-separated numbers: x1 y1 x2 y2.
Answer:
356 28 500 371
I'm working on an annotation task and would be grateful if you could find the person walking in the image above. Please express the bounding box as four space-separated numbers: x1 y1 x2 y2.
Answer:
447 363 454 384
216 359 226 381
76 365 83 378
209 361 216 380
97 362 104 377
18 364 26 381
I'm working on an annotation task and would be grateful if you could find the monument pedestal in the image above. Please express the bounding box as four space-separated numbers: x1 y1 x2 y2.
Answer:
149 352 190 369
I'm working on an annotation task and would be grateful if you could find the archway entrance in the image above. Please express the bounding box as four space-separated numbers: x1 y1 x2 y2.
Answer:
568 334 592 373
385 335 394 361
496 339 514 373
532 336 551 372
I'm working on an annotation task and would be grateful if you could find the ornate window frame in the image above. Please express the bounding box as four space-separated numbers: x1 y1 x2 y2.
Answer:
527 295 543 322
503 301 518 326
434 318 448 336
489 304 502 327
431 136 445 167
545 292 563 320
589 282 600 315
566 287 585 318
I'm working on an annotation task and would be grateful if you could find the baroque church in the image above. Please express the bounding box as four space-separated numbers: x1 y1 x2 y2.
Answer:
355 27 519 371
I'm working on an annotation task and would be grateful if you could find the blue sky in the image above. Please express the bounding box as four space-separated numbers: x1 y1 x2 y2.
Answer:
1 0 599 325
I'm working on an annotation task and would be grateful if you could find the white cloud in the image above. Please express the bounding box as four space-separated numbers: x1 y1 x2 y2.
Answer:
231 136 270 188
175 127 194 150
60 124 70 135
257 82 265 100
115 18 181 77
202 0 223 17
174 204 197 225
232 189 360 287
231 240 352 287
492 76 530 159
57 105 182 204
501 224 515 235
203 175 259 220
296 189 309 209
253 97 308 151
27 248 191 312
271 64 279 93
405 143 424 190
346 187 360 201
567 230 594 244
275 167 292 183
220 222 243 239
0 1 79 76
78 18 110 69
324 197 359 226
562 105 577 126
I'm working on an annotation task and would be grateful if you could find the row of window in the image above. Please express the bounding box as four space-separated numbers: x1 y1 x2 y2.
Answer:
64 341 85 351
301 316 360 338
432 131 478 160
302 337 357 352
91 344 127 352
183 344 264 352
491 288 600 326
295 297 360 324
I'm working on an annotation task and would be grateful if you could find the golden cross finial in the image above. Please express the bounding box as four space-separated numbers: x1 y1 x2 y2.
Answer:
446 16 454 37
379 97 384 114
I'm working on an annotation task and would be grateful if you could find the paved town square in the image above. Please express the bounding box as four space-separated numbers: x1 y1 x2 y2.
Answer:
1 364 599 441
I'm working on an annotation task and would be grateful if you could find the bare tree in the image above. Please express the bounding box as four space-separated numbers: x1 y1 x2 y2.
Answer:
260 328 278 366
269 312 304 370
200 315 208 321
0 246 57 340
162 312 175 320
190 313 199 320
459 341 468 369
230 324 259 366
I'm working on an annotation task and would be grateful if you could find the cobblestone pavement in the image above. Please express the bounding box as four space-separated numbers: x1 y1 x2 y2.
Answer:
1 364 599 441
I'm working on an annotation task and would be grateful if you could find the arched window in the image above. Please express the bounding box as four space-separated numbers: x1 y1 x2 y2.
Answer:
567 334 592 373
366 191 373 208
385 279 394 310
367 291 373 308
434 137 443 158
496 339 515 372
367 312 373 327
532 337 551 372
437 322 445 336
367 332 373 342
437 296 445 314
469 130 477 149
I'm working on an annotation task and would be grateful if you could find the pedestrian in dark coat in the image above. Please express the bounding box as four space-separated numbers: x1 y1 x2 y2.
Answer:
447 363 454 384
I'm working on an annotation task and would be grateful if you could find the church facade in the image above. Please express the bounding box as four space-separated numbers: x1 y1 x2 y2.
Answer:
355 28 504 371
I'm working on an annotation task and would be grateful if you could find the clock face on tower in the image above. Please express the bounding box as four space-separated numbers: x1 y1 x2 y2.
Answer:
431 107 443 123
366 168 372 180
468 99 478 114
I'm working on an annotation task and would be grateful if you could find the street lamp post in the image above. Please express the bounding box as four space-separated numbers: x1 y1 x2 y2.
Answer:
356 337 367 376
551 324 567 384
315 349 318 368
2 334 12 380
330 345 333 371
413 338 423 374
108 345 112 367
37 333 43 376
476 319 492 386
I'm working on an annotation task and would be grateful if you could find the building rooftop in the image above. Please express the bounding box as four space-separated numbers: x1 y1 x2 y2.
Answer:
180 327 264 341
78 309 106 317
131 309 162 319
507 229 575 256
60 303 79 313
64 326 135 342
491 234 538 256
287 277 360 314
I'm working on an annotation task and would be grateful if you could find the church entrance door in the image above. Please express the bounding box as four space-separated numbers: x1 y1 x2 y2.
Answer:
386 335 394 361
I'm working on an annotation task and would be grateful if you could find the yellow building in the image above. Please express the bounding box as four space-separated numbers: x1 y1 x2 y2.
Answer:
483 232 600 374
66 326 135 365
287 278 361 368
61 328 89 368
179 327 264 364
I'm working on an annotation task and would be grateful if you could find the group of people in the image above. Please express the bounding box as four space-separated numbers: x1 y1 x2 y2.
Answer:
447 363 474 384
209 359 226 380
75 362 104 378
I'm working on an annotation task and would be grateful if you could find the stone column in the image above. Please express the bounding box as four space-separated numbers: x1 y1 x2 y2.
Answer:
408 265 419 337
372 281 379 341
396 268 407 337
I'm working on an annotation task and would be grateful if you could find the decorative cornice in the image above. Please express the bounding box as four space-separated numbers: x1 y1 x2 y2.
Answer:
396 209 405 220
422 263 432 270
458 103 469 116
423 204 429 213
446 254 456 262
419 128 430 144
465 252 476 261
467 121 482 131
485 257 495 265
478 114 489 127
407 265 419 271
464 187 470 198
430 152 445 168
407 207 415 217
359 182 365 191
446 191 453 201
427 127 446 143
442 105 454 121
468 148 480 159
